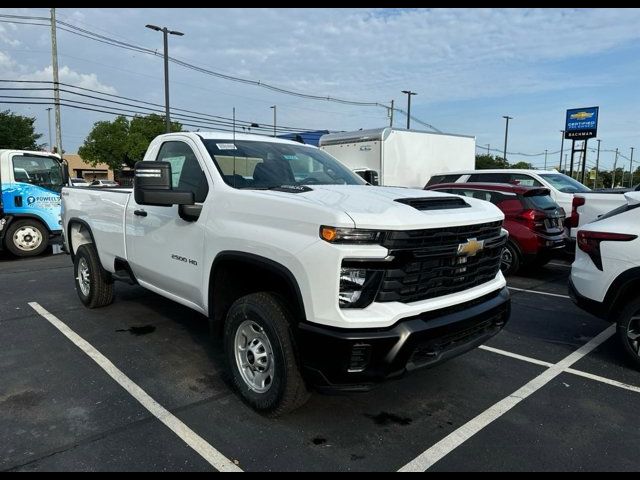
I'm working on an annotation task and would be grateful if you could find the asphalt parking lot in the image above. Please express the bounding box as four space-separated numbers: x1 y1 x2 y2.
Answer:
1 251 639 472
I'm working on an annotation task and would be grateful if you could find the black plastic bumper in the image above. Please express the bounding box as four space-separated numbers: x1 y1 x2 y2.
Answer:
568 278 607 320
296 287 511 392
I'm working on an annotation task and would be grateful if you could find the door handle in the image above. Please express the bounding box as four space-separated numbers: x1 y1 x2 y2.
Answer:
134 209 147 217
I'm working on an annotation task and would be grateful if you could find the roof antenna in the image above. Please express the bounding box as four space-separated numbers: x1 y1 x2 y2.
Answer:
233 107 237 189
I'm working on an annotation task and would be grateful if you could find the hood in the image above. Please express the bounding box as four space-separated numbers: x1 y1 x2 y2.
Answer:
259 185 504 230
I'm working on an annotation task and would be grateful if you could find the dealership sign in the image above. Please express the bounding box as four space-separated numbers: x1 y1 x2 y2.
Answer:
565 107 599 139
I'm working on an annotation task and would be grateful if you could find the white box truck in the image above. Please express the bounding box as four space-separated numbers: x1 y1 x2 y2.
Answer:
319 127 475 189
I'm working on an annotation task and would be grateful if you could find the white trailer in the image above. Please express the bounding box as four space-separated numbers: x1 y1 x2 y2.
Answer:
319 127 475 189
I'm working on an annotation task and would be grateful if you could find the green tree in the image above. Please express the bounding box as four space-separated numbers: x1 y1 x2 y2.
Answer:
0 109 44 150
475 154 509 169
79 114 181 170
511 161 533 169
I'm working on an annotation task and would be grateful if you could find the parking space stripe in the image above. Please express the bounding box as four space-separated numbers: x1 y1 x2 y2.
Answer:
28 302 242 473
480 344 640 395
548 262 572 268
565 368 640 394
479 345 554 368
399 325 615 472
508 286 570 299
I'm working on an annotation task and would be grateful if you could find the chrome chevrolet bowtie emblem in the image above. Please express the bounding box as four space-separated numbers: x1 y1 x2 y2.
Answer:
457 238 485 257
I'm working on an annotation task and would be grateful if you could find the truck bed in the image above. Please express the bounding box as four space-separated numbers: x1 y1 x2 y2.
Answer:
62 186 132 272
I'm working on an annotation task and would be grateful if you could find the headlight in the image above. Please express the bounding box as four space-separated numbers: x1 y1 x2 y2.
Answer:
320 226 382 244
339 267 383 308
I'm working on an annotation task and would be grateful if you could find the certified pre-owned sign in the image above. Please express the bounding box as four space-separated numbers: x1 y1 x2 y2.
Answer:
565 106 599 139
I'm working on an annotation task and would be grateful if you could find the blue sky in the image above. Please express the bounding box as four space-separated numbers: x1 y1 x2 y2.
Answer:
1 8 639 171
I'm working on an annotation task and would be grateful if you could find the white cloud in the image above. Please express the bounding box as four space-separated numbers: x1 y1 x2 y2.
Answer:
20 65 117 94
0 24 21 47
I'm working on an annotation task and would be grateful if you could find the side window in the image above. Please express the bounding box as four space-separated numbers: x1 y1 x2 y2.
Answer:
509 174 542 187
467 173 510 183
156 141 209 203
426 174 461 186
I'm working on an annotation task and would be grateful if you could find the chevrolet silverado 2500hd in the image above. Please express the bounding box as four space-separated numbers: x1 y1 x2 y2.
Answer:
61 132 511 416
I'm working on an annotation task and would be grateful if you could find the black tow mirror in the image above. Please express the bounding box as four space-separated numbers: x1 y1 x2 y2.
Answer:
134 161 195 206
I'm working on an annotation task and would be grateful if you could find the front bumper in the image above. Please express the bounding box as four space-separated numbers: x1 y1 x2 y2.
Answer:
296 287 510 392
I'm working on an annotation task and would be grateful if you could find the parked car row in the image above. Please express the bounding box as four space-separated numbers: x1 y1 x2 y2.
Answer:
426 168 640 372
70 178 120 188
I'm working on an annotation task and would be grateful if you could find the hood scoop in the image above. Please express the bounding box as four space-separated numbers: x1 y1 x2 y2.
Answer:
395 197 470 211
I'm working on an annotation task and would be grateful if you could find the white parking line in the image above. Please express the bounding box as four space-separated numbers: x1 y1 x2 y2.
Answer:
399 325 615 472
508 286 570 299
548 262 572 268
480 345 640 395
479 345 554 368
28 302 242 473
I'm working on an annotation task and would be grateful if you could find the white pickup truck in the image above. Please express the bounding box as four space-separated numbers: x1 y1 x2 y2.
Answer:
61 132 511 416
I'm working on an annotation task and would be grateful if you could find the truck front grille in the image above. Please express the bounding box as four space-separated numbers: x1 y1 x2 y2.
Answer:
376 221 505 304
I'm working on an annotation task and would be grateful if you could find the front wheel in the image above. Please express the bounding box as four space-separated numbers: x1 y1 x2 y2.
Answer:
4 219 48 257
616 297 640 370
224 292 309 417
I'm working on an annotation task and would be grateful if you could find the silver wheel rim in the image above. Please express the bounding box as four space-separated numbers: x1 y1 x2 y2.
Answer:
234 320 275 394
501 247 513 271
627 315 640 357
77 257 91 297
13 225 43 252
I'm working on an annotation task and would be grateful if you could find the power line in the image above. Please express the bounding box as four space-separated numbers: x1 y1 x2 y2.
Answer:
0 80 319 133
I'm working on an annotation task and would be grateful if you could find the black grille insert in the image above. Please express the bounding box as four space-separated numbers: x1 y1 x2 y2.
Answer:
376 221 505 303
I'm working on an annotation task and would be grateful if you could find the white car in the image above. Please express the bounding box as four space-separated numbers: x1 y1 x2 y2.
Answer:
426 169 628 239
570 192 640 368
89 179 119 188
70 178 90 187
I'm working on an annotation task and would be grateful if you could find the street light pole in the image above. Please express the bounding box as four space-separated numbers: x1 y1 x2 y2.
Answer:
544 149 548 170
630 147 635 188
46 107 53 152
559 130 565 172
146 24 184 133
502 116 513 162
270 105 276 137
401 90 417 130
50 8 62 155
595 139 601 188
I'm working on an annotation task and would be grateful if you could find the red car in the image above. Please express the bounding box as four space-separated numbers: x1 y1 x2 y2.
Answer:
425 183 567 275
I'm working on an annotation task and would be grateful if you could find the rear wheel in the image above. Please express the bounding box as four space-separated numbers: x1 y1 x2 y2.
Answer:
500 241 521 276
616 297 640 370
73 244 114 308
224 292 309 416
4 219 48 257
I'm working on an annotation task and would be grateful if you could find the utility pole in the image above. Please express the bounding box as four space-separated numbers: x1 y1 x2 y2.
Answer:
612 148 619 188
502 116 513 162
544 149 548 170
45 107 53 152
559 130 565 171
630 147 635 188
401 90 417 129
595 139 601 189
50 8 62 155
389 100 394 127
270 105 276 137
486 144 490 155
146 24 184 133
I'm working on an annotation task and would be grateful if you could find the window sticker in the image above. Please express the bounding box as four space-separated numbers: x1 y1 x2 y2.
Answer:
216 143 237 150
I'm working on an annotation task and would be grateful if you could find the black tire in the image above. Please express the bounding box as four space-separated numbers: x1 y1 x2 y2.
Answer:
223 292 310 417
500 241 521 276
4 219 48 257
73 244 114 308
616 297 640 370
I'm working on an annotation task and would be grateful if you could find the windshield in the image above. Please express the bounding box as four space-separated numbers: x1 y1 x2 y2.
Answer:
12 155 64 192
202 139 366 189
525 193 559 211
539 173 591 193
